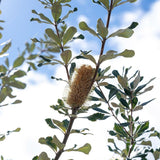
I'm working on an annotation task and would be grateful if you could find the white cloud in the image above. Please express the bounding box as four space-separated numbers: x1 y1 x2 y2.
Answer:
77 15 90 24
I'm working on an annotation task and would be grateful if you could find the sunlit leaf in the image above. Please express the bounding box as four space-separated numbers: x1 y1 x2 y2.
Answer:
51 2 62 22
140 140 152 147
109 28 134 38
38 152 50 160
74 143 91 154
9 80 26 89
63 26 77 45
119 49 135 58
82 54 96 64
0 135 5 141
79 21 100 39
45 28 61 45
52 135 65 150
97 18 108 38
13 56 25 68
61 50 72 64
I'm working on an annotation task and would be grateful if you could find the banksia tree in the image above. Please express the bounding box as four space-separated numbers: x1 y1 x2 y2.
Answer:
29 0 160 160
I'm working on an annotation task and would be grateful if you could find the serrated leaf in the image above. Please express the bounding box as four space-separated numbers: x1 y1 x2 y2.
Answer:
63 26 77 45
97 18 108 38
13 56 25 68
52 2 62 22
60 50 72 64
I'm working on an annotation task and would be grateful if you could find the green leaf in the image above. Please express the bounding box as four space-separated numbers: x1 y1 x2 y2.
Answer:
45 118 58 129
119 49 135 58
51 2 62 22
13 56 25 68
0 87 8 103
63 26 77 45
38 152 50 160
94 88 106 100
11 70 26 78
140 98 155 107
134 77 155 94
69 62 76 76
99 0 109 10
12 100 22 104
39 137 57 152
0 65 7 73
79 21 100 39
9 80 26 89
97 18 108 38
52 119 67 133
60 50 72 64
135 121 149 137
5 58 9 67
119 98 129 109
52 135 65 150
128 22 138 29
128 0 138 3
82 54 96 64
74 143 91 154
117 75 128 89
45 28 61 45
114 123 128 137
0 135 5 141
140 140 152 147
92 106 109 114
13 127 21 132
109 89 118 100
109 28 134 38
0 41 11 55
87 113 109 121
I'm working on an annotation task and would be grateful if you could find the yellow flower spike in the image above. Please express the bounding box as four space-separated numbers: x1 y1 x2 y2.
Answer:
67 65 95 109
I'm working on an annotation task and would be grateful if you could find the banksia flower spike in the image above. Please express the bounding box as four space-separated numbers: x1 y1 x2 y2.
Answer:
67 65 95 109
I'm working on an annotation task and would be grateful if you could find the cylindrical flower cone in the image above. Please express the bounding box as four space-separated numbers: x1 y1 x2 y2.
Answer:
67 65 95 109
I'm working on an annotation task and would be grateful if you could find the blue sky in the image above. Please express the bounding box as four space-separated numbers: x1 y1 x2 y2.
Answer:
0 0 160 160
0 0 157 60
